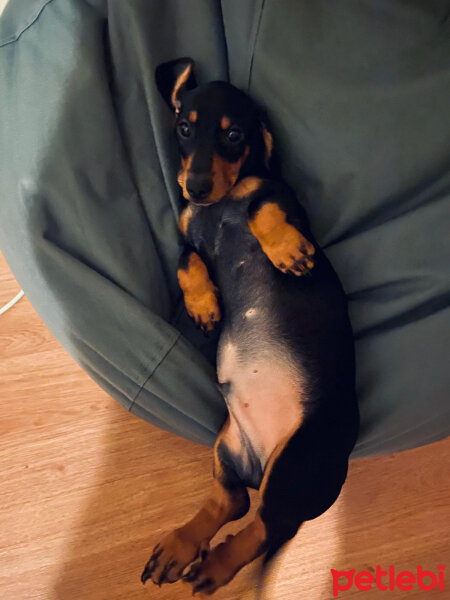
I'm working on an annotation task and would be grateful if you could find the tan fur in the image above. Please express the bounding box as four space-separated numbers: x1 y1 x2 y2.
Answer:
262 126 273 166
208 147 250 202
177 154 193 200
177 148 249 202
259 434 293 497
220 116 231 130
188 110 198 123
171 63 192 112
177 252 221 331
229 176 263 200
147 480 245 585
186 512 267 593
178 205 193 236
249 203 315 275
214 417 242 470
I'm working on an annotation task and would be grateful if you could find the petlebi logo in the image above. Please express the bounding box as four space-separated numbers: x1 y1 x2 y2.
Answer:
331 564 445 597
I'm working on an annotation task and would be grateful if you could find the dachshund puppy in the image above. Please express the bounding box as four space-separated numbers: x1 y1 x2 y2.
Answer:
142 57 359 596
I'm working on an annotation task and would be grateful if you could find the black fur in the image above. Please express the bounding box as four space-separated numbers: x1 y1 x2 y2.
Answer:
154 57 360 590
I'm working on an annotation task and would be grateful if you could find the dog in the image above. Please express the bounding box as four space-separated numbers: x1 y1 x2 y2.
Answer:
141 57 359 596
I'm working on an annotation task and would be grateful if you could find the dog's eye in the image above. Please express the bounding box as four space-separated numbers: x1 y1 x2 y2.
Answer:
226 127 243 144
178 121 191 138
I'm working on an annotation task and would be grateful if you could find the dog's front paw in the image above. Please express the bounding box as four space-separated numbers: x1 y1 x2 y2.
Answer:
249 202 315 276
268 235 315 276
178 252 221 332
185 290 221 333
141 529 209 587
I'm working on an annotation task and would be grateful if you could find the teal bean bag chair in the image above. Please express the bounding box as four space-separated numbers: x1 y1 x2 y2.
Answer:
1 0 449 455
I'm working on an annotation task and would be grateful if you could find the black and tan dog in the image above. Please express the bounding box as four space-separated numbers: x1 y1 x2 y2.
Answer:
141 58 359 595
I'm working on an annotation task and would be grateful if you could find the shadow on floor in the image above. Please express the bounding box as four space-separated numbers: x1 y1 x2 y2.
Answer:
51 404 261 600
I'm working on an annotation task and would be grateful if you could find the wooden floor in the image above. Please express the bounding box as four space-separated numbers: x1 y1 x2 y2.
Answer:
0 251 448 600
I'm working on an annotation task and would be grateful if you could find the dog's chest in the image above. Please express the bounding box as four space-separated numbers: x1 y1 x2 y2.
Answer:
189 200 256 263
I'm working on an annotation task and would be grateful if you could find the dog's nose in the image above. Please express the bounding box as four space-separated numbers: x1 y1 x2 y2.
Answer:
186 174 213 201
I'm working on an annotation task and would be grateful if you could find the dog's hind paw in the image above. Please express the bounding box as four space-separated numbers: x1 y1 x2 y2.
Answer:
142 530 208 587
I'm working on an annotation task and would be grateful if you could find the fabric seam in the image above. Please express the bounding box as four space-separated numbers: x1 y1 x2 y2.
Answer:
129 330 181 412
0 0 54 47
218 0 230 82
246 0 266 92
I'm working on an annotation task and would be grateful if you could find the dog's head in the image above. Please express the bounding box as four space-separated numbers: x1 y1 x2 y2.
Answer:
156 58 273 205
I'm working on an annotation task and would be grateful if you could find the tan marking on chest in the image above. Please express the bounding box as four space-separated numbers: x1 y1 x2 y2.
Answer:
229 176 263 200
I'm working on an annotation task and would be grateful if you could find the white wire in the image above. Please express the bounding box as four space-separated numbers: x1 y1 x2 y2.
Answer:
0 289 25 316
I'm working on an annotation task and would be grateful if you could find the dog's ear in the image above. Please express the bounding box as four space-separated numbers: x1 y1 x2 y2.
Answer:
260 122 273 167
155 57 197 113
256 106 274 167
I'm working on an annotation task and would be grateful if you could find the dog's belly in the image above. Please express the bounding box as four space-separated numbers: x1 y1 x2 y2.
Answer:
217 332 304 484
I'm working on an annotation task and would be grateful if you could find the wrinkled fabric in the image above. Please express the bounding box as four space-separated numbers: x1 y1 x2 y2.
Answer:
1 0 449 455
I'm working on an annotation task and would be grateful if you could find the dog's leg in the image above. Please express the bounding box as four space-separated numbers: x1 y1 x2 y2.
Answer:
248 198 315 276
184 418 351 595
183 509 268 595
141 418 250 586
177 247 221 332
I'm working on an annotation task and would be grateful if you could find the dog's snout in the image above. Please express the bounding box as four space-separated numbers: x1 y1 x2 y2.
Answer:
186 174 213 201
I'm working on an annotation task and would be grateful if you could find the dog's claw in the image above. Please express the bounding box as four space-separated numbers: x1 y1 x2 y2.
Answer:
141 564 152 584
193 577 214 594
183 562 202 583
200 548 209 561
157 559 178 585
141 546 164 584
